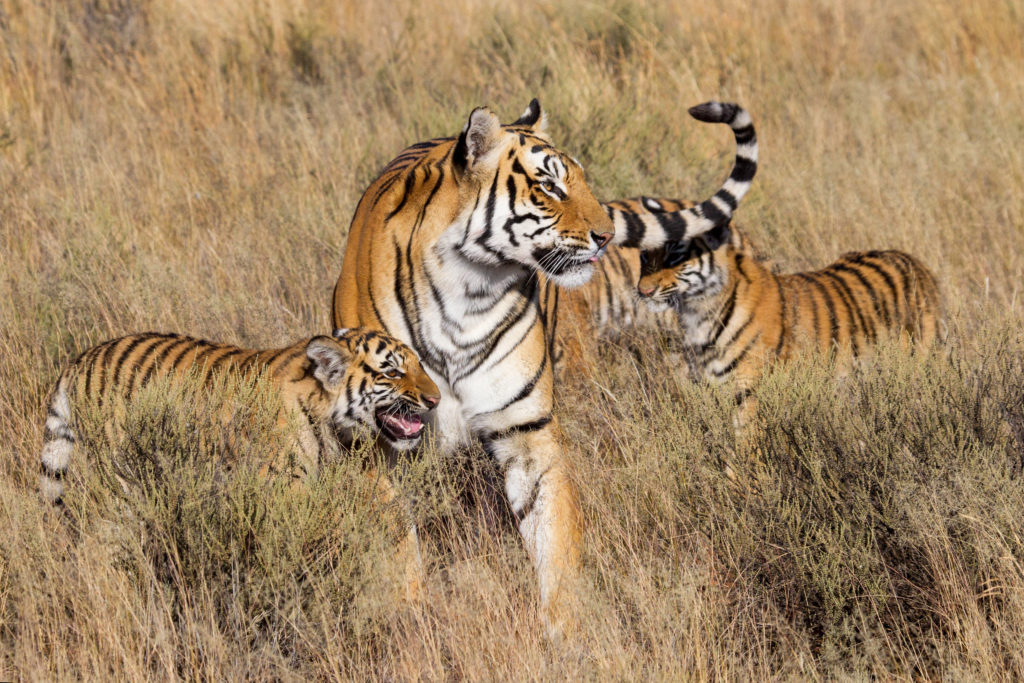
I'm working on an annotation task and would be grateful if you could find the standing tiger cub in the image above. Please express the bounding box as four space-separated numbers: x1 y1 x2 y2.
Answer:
40 328 441 504
637 222 944 421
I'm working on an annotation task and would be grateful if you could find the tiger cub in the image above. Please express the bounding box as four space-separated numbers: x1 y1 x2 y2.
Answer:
636 222 944 420
40 328 441 504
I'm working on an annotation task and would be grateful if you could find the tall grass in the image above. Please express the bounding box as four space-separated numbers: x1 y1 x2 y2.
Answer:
2 0 1023 678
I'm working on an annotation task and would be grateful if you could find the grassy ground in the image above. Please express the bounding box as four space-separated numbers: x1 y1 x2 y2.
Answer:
2 0 1023 678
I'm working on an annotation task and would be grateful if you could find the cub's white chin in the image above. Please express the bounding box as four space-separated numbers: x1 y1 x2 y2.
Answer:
543 262 595 289
641 298 672 313
386 436 422 452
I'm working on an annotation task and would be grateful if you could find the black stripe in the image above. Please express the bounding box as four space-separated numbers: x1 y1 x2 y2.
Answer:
811 272 857 355
482 415 553 443
797 274 839 347
821 271 870 350
845 255 899 326
40 462 66 479
111 334 157 392
193 342 224 378
716 188 738 212
730 156 757 182
797 276 820 345
832 263 890 331
124 335 174 392
711 332 761 379
392 239 424 364
372 169 406 205
513 476 543 523
210 348 245 373
169 337 202 373
138 336 187 388
385 168 418 221
698 197 727 226
91 339 120 403
458 297 534 379
622 211 645 246
268 348 306 376
475 173 501 253
773 273 786 357
708 282 740 347
876 252 912 325
43 423 74 443
732 126 756 146
491 352 548 413
413 163 446 233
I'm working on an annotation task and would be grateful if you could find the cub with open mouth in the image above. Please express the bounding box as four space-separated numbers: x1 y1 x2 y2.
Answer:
327 328 441 452
375 402 430 450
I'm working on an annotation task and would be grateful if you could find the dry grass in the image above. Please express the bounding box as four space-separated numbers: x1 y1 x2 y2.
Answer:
2 0 1023 678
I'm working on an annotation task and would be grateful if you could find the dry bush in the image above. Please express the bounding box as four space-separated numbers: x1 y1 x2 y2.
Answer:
2 0 1023 678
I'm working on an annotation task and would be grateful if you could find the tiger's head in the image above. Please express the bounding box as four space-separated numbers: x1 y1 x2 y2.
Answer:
637 223 741 312
448 99 614 288
304 329 440 451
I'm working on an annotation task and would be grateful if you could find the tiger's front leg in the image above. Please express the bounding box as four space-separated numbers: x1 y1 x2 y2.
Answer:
483 418 583 640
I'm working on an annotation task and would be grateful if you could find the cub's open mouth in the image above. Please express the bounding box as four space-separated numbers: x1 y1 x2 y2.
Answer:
375 405 425 442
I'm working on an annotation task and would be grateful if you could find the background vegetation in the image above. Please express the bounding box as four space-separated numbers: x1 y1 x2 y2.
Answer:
2 0 1022 678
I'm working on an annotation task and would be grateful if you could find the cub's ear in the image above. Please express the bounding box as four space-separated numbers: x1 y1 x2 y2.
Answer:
453 106 502 172
703 222 733 251
511 97 547 133
306 336 352 390
728 225 745 250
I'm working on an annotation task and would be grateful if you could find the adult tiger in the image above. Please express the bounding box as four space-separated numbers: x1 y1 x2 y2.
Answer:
635 222 945 423
332 99 753 635
40 329 440 503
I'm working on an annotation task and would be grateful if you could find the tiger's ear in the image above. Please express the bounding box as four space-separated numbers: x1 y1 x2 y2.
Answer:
453 106 502 173
306 336 352 390
511 98 547 133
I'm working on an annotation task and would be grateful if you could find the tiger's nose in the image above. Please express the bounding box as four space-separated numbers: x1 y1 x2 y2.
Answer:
591 231 613 249
638 285 655 297
423 394 440 408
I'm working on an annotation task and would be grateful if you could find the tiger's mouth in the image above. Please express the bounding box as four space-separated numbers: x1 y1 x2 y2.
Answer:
375 402 426 445
532 246 600 288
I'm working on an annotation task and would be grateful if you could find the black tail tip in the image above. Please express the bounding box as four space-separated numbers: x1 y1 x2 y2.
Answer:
688 101 738 124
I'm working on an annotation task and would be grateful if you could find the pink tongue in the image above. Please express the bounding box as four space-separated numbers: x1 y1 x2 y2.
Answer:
382 413 423 438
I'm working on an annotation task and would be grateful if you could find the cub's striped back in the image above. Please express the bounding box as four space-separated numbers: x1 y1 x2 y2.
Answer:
40 329 440 503
636 222 945 417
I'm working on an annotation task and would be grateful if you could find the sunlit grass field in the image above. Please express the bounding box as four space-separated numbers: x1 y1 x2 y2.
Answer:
2 0 1023 678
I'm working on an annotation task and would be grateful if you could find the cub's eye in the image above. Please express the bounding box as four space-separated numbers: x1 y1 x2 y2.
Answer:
639 252 649 267
383 368 403 379
665 253 687 268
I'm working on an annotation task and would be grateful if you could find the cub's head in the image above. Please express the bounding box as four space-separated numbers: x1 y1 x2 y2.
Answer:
305 329 440 451
450 99 614 288
637 223 740 312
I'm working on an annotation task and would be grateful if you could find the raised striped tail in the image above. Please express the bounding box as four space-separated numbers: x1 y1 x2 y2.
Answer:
606 101 758 249
40 378 75 504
